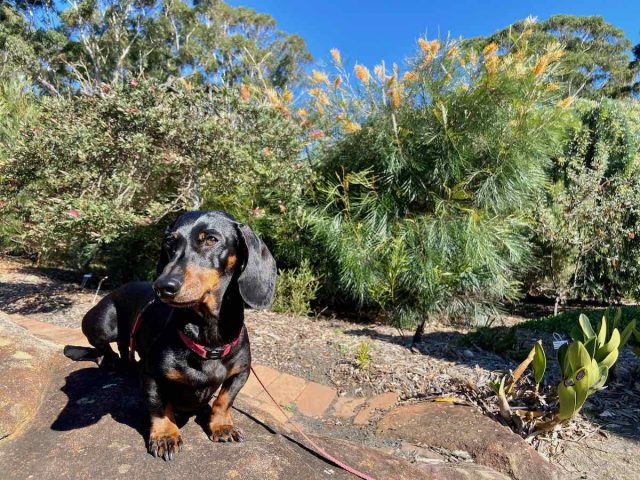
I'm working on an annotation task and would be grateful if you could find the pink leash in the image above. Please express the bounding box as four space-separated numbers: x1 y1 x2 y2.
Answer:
250 365 378 480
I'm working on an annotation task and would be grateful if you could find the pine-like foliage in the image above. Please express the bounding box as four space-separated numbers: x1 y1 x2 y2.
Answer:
304 26 569 325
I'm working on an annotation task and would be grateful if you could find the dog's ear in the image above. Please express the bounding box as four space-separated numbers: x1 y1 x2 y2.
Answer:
236 223 277 309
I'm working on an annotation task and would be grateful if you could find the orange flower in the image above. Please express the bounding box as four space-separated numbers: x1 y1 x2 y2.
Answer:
312 69 329 84
402 71 418 81
419 38 441 56
374 64 385 80
330 48 342 64
354 64 370 84
557 96 575 109
309 129 325 139
485 55 499 74
240 84 250 101
296 108 308 117
334 75 342 87
446 45 459 58
483 42 499 57
391 87 401 108
344 121 361 133
283 88 293 103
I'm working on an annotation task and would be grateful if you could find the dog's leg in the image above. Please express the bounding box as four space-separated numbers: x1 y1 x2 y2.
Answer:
143 374 182 460
208 369 249 442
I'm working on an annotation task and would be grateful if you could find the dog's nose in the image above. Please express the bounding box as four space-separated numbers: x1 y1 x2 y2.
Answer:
153 275 183 298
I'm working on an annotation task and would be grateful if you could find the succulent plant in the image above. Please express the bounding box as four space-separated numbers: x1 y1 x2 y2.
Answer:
556 309 632 420
557 341 607 420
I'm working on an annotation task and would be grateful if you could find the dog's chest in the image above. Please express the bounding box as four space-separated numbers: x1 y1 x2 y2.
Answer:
160 353 228 389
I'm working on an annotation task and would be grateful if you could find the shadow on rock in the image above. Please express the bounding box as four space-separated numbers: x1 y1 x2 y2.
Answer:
0 281 74 314
51 366 148 440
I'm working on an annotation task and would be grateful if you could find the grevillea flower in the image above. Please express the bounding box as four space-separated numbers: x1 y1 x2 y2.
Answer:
374 64 385 80
240 84 250 101
344 121 361 133
354 64 370 84
557 96 575 109
402 71 418 82
485 55 499 74
418 38 429 53
330 48 341 64
312 70 329 84
483 42 499 57
391 86 401 108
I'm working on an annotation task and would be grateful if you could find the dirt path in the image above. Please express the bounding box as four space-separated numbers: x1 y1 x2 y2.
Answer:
1 257 639 479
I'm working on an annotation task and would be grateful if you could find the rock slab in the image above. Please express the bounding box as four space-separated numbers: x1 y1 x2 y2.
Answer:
0 314 62 441
0 359 510 480
377 402 559 480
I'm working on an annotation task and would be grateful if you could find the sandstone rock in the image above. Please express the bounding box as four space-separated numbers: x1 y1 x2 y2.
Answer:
0 360 510 480
377 402 559 480
0 314 62 441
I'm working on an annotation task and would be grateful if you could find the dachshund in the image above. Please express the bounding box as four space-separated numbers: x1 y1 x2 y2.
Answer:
64 210 276 460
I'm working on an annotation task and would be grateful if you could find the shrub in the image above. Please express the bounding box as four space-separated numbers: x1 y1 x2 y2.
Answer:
0 80 306 280
531 99 640 305
271 259 320 315
302 31 569 325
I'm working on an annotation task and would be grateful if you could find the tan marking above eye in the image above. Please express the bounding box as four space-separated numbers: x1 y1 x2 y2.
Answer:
226 254 237 272
198 232 206 241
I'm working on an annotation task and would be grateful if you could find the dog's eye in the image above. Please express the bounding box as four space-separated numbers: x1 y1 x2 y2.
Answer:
204 234 217 247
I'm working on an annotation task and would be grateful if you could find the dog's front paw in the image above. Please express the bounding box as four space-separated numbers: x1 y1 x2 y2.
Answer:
148 430 183 460
209 425 244 443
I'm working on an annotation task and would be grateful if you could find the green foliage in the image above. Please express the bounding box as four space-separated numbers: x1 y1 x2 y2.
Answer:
520 307 640 336
6 0 311 94
462 326 518 356
465 15 638 99
355 341 372 369
533 340 546 386
271 259 320 316
0 80 305 279
569 311 635 366
305 31 568 325
532 99 640 303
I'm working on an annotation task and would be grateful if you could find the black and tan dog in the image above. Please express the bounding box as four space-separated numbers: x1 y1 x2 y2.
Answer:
64 210 276 460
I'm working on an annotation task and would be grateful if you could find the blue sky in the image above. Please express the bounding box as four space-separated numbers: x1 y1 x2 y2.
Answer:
229 0 640 68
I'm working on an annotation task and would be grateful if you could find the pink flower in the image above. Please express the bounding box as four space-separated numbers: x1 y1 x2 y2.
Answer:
67 209 80 218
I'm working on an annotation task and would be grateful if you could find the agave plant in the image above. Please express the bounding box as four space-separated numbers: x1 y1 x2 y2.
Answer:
568 310 635 368
489 310 630 428
556 341 608 420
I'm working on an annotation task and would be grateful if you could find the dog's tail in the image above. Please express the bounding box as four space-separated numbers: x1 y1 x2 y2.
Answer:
63 345 99 362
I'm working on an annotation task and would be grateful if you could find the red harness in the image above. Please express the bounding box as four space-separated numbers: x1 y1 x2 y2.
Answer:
129 298 243 361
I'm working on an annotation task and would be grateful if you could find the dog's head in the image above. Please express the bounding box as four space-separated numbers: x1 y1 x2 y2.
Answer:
153 211 276 316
